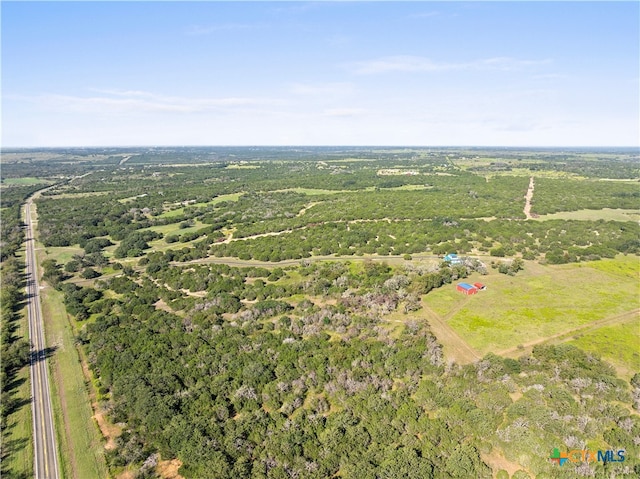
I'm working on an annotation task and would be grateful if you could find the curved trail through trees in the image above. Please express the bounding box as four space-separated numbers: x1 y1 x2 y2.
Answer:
185 253 443 268
118 155 132 166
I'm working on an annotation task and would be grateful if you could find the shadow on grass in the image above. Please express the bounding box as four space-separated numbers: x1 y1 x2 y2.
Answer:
0 460 33 479
0 389 32 479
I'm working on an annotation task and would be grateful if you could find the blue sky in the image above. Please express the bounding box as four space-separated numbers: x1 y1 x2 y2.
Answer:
2 1 638 147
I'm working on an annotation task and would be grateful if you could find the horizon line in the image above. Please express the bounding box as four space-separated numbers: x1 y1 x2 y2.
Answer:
3 145 639 150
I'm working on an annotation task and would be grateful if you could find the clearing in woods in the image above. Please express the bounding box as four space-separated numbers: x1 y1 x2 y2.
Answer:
424 257 640 364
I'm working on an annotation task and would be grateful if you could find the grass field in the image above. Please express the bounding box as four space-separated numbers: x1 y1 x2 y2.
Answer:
579 254 639 278
271 187 350 195
39 282 109 479
145 219 206 237
39 246 84 265
226 164 260 169
2 362 34 478
425 258 640 357
1 177 49 185
159 192 243 218
564 317 640 380
534 208 640 222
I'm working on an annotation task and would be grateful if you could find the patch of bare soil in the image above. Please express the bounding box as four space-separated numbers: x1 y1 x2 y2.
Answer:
157 458 185 479
482 449 526 478
80 352 122 450
93 409 121 451
509 391 523 402
154 298 173 313
116 470 136 479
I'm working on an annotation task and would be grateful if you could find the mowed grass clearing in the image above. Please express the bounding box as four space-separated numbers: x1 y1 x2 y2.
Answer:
38 245 84 265
425 257 640 356
39 282 109 479
158 192 242 218
145 219 207 237
1 177 50 185
564 317 640 380
534 208 640 222
584 254 640 279
271 187 351 195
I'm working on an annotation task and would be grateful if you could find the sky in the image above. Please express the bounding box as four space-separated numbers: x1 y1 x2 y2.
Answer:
2 1 639 147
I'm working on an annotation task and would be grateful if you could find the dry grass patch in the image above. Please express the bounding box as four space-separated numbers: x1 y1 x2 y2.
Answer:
157 458 185 479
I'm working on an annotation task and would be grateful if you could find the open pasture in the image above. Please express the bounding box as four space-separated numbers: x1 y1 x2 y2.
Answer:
40 245 84 264
144 219 206 237
38 285 109 479
270 187 350 195
1 177 50 185
534 208 640 222
564 317 640 380
585 254 640 278
424 258 640 356
158 192 242 218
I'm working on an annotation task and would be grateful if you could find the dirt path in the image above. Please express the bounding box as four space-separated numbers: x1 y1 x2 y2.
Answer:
185 253 443 268
523 176 535 219
421 303 481 364
498 308 640 357
297 201 320 216
228 229 296 243
524 176 535 220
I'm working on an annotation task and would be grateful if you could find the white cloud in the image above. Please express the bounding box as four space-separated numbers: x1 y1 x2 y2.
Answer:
290 82 353 96
350 55 551 75
409 11 440 19
87 88 155 97
532 73 568 80
351 56 446 74
29 91 281 114
323 108 367 117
